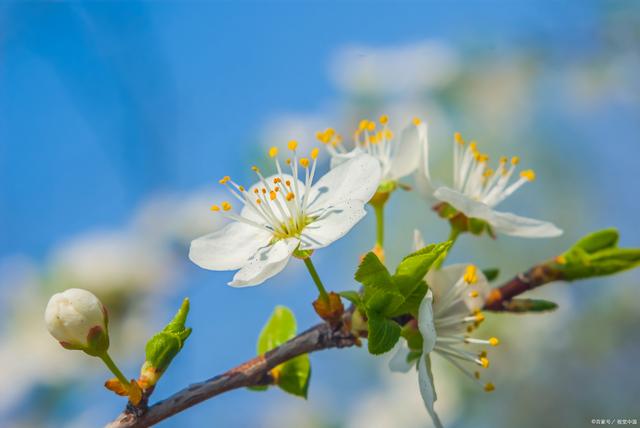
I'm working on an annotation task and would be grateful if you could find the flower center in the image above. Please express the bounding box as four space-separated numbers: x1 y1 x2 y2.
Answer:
452 133 536 207
210 142 320 240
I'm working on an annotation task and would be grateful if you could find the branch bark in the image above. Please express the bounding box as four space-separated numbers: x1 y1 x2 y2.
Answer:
107 261 562 427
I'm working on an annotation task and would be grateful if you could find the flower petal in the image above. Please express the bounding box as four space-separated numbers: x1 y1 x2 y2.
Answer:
427 264 491 313
306 154 381 213
418 354 444 428
328 147 364 170
414 122 436 202
189 222 272 271
299 200 366 250
413 229 426 251
434 187 562 238
228 237 298 287
418 289 437 354
388 122 424 180
389 341 415 373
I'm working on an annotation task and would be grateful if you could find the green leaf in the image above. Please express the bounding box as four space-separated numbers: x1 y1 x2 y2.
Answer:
257 306 297 355
572 228 619 254
400 324 423 351
557 229 640 280
355 252 394 292
393 241 451 295
499 298 559 313
141 298 192 387
387 280 427 318
482 268 500 282
254 306 311 398
339 290 364 310
367 311 401 355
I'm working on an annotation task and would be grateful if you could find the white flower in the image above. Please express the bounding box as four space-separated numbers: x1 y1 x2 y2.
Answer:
416 127 562 238
189 141 381 287
317 116 426 184
389 231 499 427
45 288 109 352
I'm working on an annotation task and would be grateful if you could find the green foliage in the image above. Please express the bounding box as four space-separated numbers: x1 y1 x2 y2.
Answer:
352 241 450 355
501 298 559 313
482 268 500 282
144 298 192 379
253 306 311 398
558 228 640 280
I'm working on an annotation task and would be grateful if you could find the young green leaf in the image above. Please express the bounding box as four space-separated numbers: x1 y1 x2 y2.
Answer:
393 241 451 295
571 228 619 254
498 298 559 313
482 268 500 282
367 311 401 355
254 306 311 398
355 252 394 292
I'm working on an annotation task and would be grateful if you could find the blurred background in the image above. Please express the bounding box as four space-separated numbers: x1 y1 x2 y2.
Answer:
1 1 639 427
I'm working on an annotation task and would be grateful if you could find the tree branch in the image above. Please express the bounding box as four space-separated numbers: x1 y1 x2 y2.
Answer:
107 261 562 427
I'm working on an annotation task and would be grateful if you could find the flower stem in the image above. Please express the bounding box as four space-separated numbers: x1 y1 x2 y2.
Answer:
303 257 329 303
374 202 385 248
99 352 130 388
434 227 461 269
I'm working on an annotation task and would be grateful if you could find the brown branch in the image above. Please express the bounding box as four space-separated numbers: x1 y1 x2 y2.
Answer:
107 261 563 427
107 320 358 428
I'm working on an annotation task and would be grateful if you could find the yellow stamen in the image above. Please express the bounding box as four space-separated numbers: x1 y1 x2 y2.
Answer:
469 141 478 152
480 357 490 368
300 158 310 168
484 382 495 392
454 131 464 145
256 199 261 205
489 337 500 347
500 156 508 164
221 201 232 211
511 156 520 165
269 191 276 201
520 169 536 181
273 177 281 184
268 147 279 158
359 119 369 130
251 166 260 173
379 114 389 125
464 265 478 284
253 188 259 194
288 140 298 151
261 188 267 194
238 185 245 192
412 117 422 126
483 168 494 178
210 204 220 212
219 176 230 184
286 192 295 201
311 148 319 159
469 290 479 298
285 159 291 166
475 312 485 323
385 129 394 140
367 121 376 132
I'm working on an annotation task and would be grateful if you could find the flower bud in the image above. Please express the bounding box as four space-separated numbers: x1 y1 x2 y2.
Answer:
44 288 109 355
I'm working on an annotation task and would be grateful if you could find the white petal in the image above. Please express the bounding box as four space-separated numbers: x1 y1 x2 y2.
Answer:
413 229 426 252
414 122 436 202
489 210 563 238
418 354 444 428
389 341 415 373
228 238 298 287
329 147 363 170
189 222 272 271
427 264 491 313
387 122 424 180
299 200 366 250
306 154 381 213
418 289 437 354
434 187 562 238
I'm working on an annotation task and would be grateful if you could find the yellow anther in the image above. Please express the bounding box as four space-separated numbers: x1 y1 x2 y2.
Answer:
511 156 520 165
285 159 291 165
315 131 324 142
326 128 335 137
484 382 495 392
520 169 536 181
238 185 245 192
469 290 480 298
379 114 389 124
285 180 291 187
269 191 277 201
385 129 394 140
251 166 260 172
483 168 494 178
288 140 298 151
269 147 279 158
412 117 422 126
253 188 259 194
286 192 295 201
219 176 231 184
210 204 220 212
464 265 478 284
454 132 464 145
256 199 261 205
221 201 232 211
359 119 369 130
480 357 490 368
273 177 281 184
467 325 474 333
500 156 508 164
369 134 379 144
261 188 267 194
367 121 376 132
311 147 319 159
469 141 478 152
489 337 500 347
274 186 280 192
475 312 485 323
475 153 489 163
300 158 310 168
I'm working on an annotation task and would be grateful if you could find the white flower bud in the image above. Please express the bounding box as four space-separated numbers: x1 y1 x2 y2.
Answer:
45 288 109 354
